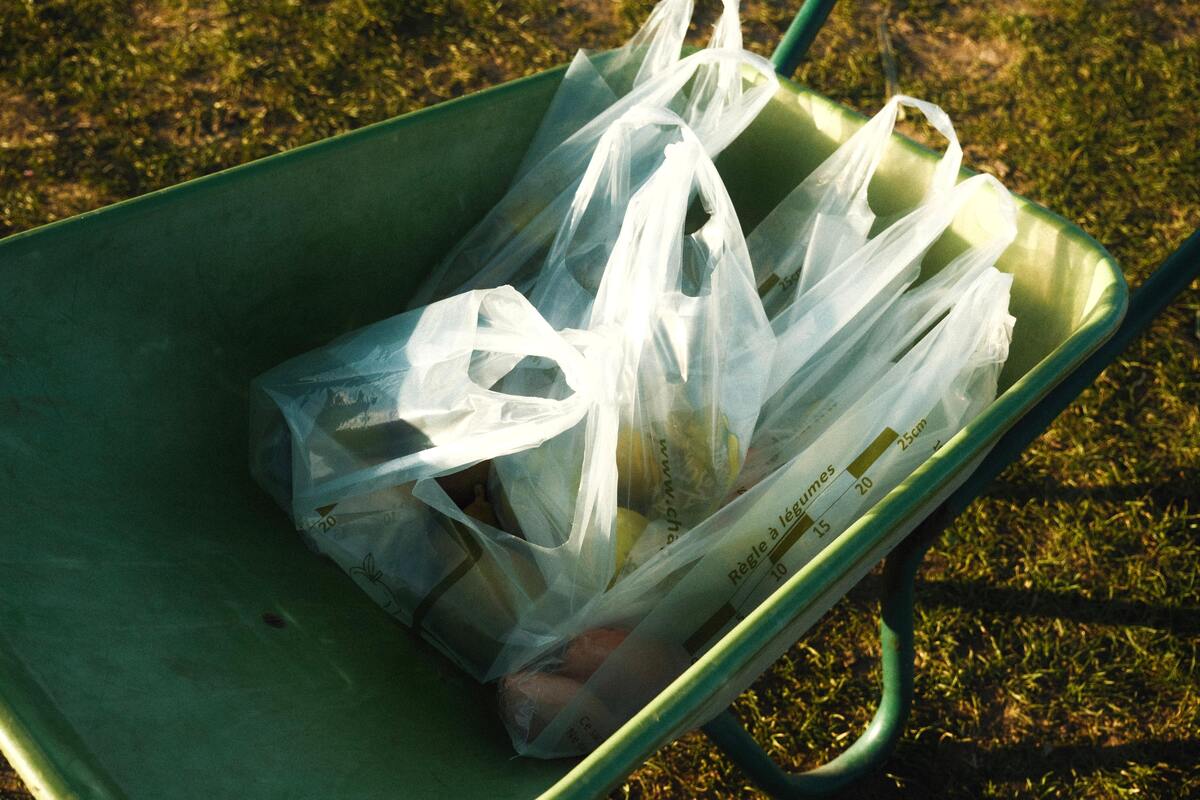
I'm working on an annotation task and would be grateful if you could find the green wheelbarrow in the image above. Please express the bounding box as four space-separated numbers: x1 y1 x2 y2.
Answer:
0 0 1195 797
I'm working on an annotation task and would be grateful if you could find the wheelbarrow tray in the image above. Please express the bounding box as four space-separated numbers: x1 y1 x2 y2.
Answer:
0 62 1126 799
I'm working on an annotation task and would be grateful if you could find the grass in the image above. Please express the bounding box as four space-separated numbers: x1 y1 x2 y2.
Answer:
1 0 1198 797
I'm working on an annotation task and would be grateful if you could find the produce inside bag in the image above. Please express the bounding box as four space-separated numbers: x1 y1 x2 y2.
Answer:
485 107 774 615
249 286 601 679
501 263 1017 757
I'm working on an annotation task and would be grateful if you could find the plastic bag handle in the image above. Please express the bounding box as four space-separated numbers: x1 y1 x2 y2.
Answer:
586 130 746 334
835 94 962 217
555 49 777 164
892 95 963 198
619 0 694 89
750 94 962 303
767 172 1009 397
304 287 598 506
547 106 705 272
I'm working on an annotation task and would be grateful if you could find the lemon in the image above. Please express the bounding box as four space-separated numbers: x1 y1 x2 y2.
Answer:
615 425 659 508
614 506 650 575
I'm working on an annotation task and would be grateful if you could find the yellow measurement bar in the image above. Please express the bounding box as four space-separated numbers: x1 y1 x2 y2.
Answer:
769 512 813 564
758 273 780 296
684 602 738 656
847 427 898 479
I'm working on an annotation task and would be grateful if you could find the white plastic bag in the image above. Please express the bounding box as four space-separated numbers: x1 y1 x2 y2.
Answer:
499 264 1016 756
745 173 1014 493
483 116 775 682
749 95 963 321
740 173 1018 491
408 0 778 308
249 286 602 678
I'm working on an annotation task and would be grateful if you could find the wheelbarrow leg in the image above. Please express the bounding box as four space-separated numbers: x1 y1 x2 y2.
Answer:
702 514 944 799
771 0 840 79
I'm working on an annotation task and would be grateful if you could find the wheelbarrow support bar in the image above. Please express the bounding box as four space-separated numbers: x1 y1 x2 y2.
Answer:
771 0 839 79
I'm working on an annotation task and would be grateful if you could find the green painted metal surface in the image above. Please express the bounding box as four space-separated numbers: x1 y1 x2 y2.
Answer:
770 0 839 78
0 59 1125 800
0 69 572 800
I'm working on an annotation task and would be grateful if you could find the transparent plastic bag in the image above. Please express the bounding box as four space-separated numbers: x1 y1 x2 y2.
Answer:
408 0 777 308
480 116 774 681
740 173 1018 491
745 173 1014 493
749 95 963 322
498 264 1016 757
249 286 602 678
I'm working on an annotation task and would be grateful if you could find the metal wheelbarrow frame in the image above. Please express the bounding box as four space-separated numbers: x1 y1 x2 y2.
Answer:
0 1 1194 798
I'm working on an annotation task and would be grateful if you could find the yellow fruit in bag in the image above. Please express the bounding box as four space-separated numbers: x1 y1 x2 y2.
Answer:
614 507 649 575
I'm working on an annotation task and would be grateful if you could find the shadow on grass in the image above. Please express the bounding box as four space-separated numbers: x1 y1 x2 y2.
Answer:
913 579 1200 637
847 570 1200 636
981 467 1200 505
919 736 1200 772
853 736 1200 798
